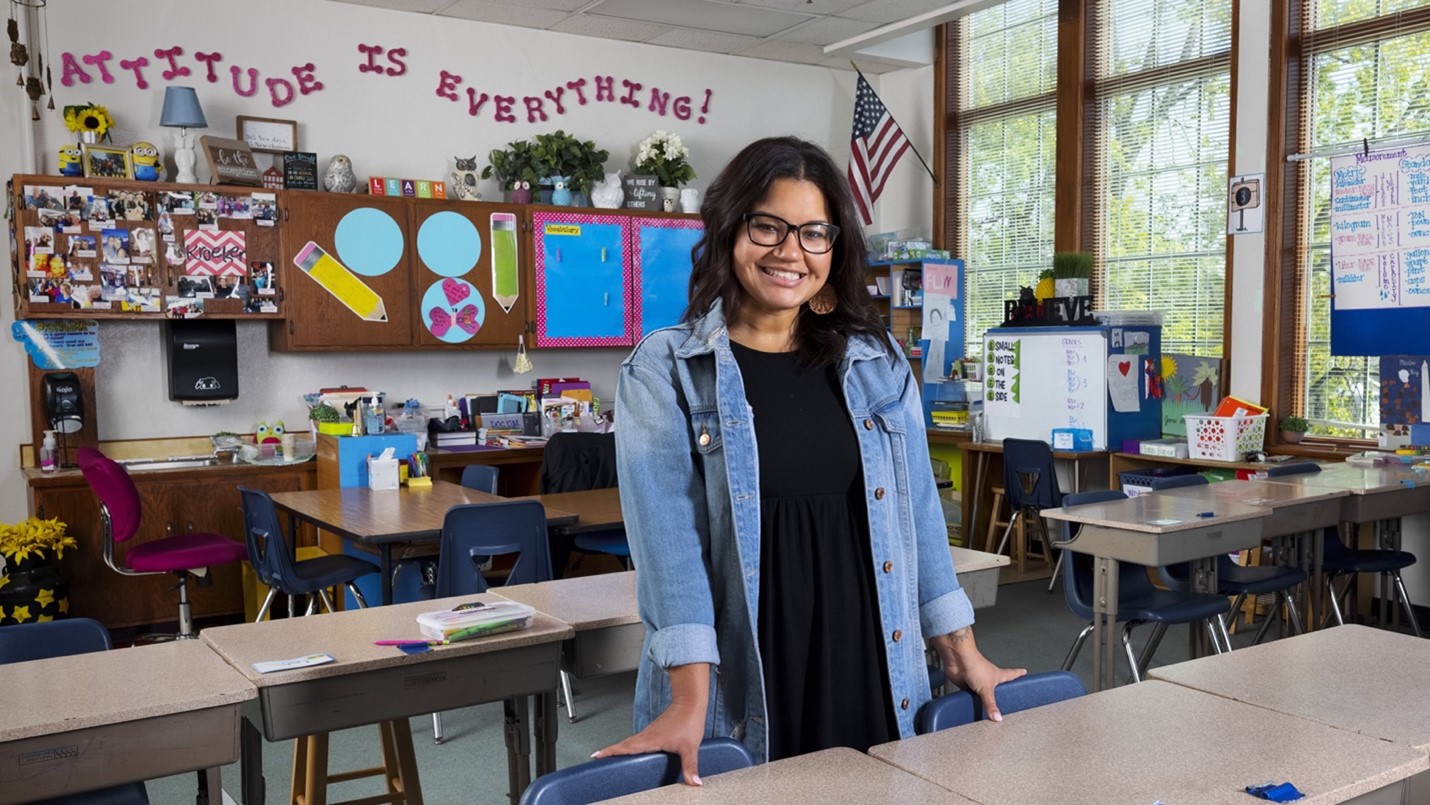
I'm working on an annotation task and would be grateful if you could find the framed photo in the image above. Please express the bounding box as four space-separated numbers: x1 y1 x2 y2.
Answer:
236 115 298 154
82 144 133 180
198 136 262 187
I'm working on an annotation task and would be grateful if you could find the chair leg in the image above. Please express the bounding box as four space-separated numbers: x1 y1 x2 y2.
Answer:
386 719 424 805
1324 574 1349 628
348 581 369 609
1122 623 1143 683
561 670 578 723
1391 572 1423 637
431 712 445 745
304 596 319 616
1047 551 1064 593
983 489 1005 553
255 587 279 622
176 572 197 640
1133 622 1168 680
1207 618 1231 655
303 733 329 805
290 736 308 805
1061 624 1093 671
318 589 337 613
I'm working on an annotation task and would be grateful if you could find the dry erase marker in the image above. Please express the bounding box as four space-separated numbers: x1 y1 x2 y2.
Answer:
293 241 388 322
491 213 519 313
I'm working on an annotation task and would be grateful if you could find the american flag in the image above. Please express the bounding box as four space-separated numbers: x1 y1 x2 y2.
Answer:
848 73 912 226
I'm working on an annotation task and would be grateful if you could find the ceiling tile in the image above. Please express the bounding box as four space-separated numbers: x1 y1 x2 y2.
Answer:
439 0 571 27
548 14 671 42
773 15 882 46
588 0 814 37
732 0 867 13
841 0 952 24
737 40 827 64
331 0 455 13
645 27 763 53
473 0 589 9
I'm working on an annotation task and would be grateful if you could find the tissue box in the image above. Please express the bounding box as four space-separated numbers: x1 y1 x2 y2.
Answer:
1051 428 1094 452
367 455 400 490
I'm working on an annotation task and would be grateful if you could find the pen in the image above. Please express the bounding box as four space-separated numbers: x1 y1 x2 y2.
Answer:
1197 511 1215 518
373 639 445 647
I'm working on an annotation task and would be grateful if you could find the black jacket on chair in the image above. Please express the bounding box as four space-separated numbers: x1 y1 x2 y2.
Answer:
540 432 618 493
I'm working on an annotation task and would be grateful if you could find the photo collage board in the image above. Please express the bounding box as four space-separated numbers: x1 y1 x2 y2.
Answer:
15 180 281 318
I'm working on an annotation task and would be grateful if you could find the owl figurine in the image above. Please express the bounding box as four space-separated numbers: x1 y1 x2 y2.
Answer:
450 156 482 201
255 421 285 445
323 155 357 194
130 141 164 181
590 171 624 209
549 176 572 206
57 145 83 177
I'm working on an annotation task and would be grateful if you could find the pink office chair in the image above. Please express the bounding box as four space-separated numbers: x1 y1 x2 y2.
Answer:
77 446 248 640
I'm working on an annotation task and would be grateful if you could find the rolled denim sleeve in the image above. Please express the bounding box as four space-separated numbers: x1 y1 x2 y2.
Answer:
898 357 975 639
616 351 721 669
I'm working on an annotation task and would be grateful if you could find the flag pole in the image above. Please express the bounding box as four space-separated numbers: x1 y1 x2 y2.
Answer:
851 60 938 186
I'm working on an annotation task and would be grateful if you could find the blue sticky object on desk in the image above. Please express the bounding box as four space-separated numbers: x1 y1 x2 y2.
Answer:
1245 782 1303 801
1198 511 1215 518
397 643 432 655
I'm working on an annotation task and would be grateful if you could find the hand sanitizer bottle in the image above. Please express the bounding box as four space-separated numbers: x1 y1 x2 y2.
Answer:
40 430 58 473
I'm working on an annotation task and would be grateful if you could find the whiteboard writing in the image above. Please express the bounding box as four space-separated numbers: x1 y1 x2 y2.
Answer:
1329 146 1430 310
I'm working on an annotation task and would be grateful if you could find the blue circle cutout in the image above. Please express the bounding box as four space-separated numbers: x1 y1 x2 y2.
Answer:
417 211 482 277
421 278 486 344
335 208 403 277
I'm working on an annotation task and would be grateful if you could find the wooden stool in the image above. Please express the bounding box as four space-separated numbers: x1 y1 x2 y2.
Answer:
984 486 1025 572
290 719 423 805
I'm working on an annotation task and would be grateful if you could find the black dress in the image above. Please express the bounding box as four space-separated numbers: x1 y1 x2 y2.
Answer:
730 341 898 760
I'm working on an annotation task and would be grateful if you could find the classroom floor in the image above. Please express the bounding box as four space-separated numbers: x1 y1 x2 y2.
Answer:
140 573 1407 805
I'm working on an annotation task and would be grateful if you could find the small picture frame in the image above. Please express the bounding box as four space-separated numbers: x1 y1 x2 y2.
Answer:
199 136 262 187
82 144 133 180
236 115 298 154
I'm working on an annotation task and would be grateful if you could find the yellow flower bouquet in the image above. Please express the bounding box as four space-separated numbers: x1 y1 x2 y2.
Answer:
0 516 77 564
63 103 114 143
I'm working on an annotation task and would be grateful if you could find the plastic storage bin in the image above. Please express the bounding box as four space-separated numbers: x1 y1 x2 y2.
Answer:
1184 413 1267 461
1117 466 1198 496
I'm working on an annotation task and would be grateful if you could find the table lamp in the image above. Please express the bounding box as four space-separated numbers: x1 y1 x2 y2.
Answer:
160 86 208 184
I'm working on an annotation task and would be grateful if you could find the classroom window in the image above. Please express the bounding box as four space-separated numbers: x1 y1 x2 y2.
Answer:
1282 1 1430 436
1085 0 1232 358
943 0 1059 348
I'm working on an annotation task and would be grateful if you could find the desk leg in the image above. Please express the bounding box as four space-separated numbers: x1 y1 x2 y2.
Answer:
1377 518 1403 629
1188 557 1221 658
969 451 990 552
503 696 532 805
534 688 558 776
1090 556 1119 692
380 544 394 606
240 713 265 805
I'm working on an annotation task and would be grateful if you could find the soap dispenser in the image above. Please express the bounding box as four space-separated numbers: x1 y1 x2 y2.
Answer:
40 430 58 473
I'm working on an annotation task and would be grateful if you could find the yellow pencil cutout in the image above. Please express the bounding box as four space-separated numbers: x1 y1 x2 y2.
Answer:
293 241 388 322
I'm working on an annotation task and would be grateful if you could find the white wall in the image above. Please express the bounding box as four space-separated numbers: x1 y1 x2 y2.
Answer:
3 0 939 522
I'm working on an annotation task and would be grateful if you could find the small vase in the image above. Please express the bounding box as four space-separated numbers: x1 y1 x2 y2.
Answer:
79 130 99 145
679 188 700 214
659 186 680 213
0 554 70 625
1280 430 1304 444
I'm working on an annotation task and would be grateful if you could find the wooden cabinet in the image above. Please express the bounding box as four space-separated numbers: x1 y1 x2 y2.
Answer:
410 199 531 348
28 464 313 630
271 193 414 350
9 174 282 320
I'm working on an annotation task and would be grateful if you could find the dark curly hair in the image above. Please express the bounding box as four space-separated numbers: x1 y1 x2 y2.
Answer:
683 136 893 368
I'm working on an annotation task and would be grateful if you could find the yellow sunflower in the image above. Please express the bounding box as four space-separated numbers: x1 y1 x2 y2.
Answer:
62 104 114 139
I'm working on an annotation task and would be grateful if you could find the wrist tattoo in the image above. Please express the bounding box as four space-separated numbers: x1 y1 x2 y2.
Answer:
951 628 971 643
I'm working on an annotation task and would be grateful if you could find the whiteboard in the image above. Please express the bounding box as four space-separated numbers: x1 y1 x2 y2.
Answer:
983 329 1109 448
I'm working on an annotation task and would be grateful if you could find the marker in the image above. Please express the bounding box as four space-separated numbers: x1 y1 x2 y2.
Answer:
373 639 444 647
1197 511 1215 518
491 213 519 313
293 241 388 322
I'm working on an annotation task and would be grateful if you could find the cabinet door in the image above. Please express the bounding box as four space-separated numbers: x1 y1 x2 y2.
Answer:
634 217 702 336
410 199 530 348
533 212 632 347
276 193 414 349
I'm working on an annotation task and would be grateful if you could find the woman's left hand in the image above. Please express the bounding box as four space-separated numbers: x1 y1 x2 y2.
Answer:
935 627 1026 721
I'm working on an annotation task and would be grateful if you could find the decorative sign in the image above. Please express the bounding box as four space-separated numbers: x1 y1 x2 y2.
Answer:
184 230 247 276
984 336 1021 417
199 136 261 186
283 152 319 190
236 115 298 154
10 319 100 369
622 175 658 210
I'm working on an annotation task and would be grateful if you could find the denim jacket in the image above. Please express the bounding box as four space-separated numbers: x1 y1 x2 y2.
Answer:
615 300 974 763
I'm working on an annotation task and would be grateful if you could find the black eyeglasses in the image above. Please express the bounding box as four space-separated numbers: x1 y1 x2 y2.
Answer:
742 213 841 254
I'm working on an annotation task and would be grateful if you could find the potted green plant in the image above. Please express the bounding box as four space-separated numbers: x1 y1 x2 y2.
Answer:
634 130 696 211
0 516 75 624
529 130 610 205
481 139 541 204
1052 251 1093 299
1278 415 1310 444
309 402 348 436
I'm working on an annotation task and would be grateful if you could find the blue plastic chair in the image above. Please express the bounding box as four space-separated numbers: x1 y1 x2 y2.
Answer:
1320 526 1421 636
519 738 756 805
237 487 378 619
0 619 151 805
998 438 1062 589
916 670 1087 734
1058 490 1234 683
460 464 500 494
1263 461 1321 477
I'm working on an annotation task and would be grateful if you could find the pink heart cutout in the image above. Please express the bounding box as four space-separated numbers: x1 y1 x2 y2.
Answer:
1118 361 1131 376
442 277 470 307
455 304 480 335
429 306 451 337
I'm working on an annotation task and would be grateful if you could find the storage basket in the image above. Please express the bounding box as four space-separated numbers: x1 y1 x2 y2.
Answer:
1184 413 1267 462
1117 466 1197 497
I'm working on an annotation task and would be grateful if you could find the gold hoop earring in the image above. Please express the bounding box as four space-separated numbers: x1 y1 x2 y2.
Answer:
808 287 837 315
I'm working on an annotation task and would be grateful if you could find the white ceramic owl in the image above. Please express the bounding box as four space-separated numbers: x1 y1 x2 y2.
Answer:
323 155 357 194
590 171 624 209
450 156 482 201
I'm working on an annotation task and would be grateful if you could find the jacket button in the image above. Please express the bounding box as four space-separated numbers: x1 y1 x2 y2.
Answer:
882 561 893 573
874 487 885 500
698 432 711 446
901 698 910 710
863 418 874 430
892 630 903 642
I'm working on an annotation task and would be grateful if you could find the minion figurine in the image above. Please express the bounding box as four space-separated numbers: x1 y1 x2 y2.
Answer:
57 145 83 177
130 141 163 181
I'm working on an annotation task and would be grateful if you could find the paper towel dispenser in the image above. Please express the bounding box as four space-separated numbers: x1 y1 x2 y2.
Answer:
165 319 238 404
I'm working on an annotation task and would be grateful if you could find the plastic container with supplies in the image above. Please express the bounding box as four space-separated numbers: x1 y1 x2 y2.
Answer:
416 600 536 642
1184 413 1267 462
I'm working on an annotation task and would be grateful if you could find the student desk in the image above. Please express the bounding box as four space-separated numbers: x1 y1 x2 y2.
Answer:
601 746 977 804
950 545 1009 609
201 594 573 805
868 680 1428 804
521 487 623 536
959 440 1108 558
1040 494 1267 691
267 481 578 604
1152 479 1347 625
0 641 253 805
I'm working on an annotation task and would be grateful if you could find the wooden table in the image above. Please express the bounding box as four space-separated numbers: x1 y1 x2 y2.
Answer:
0 641 254 804
1040 494 1268 690
869 680 1428 804
268 480 578 604
602 746 977 804
202 593 573 805
521 487 623 536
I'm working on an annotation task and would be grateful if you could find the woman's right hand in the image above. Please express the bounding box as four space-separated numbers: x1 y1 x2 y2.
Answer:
592 663 710 785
